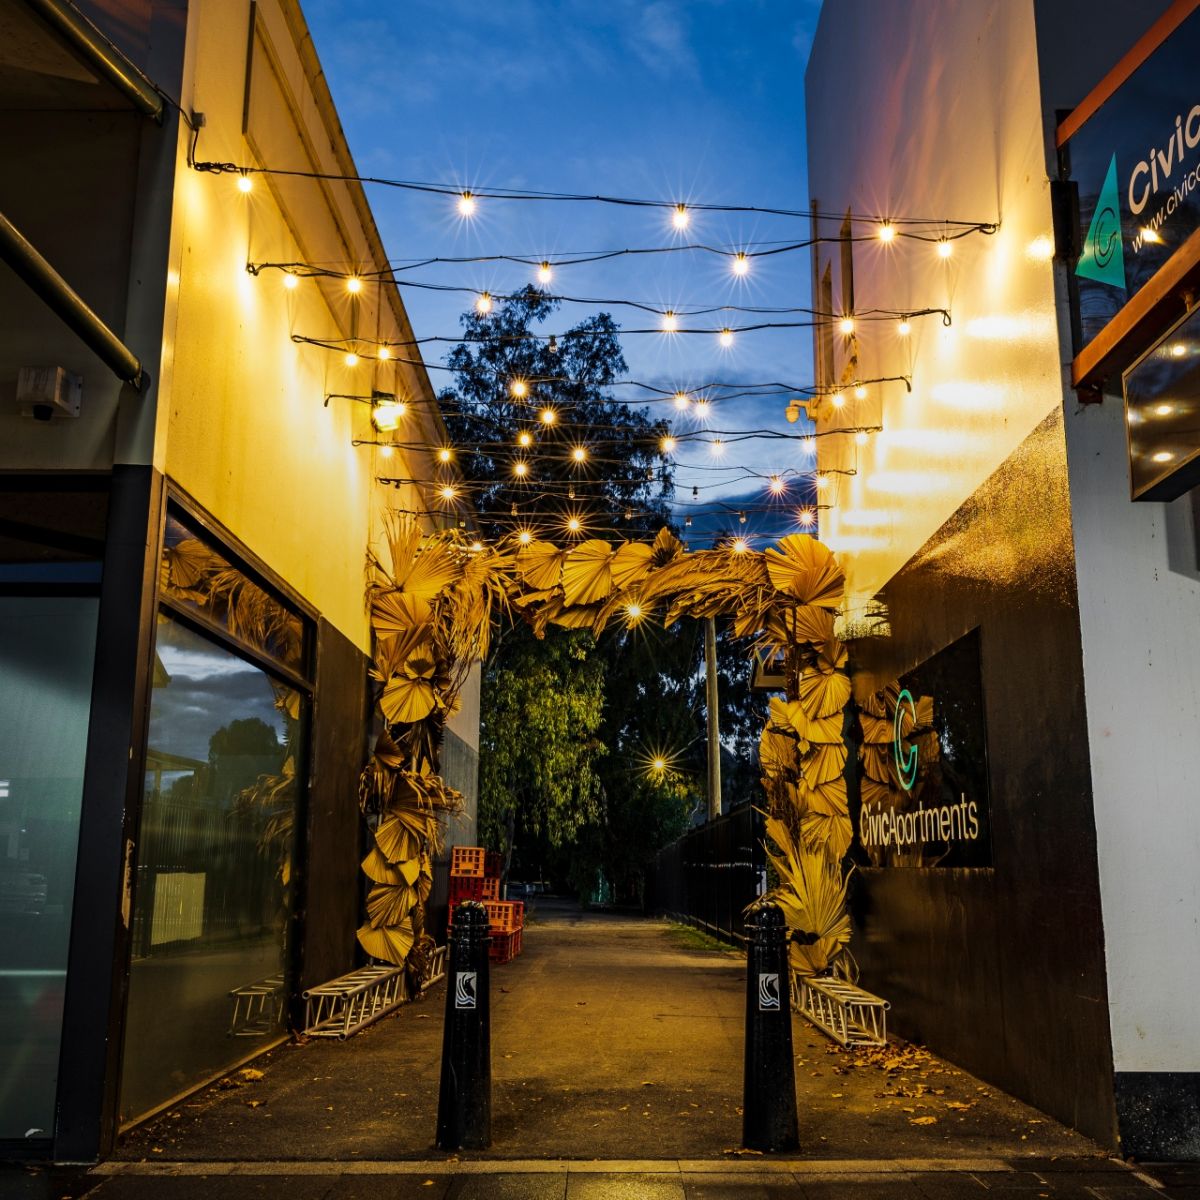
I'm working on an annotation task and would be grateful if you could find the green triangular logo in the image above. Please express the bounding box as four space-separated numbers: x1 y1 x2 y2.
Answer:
1076 153 1126 291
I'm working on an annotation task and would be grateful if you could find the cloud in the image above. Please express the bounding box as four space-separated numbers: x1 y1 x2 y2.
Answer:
628 2 698 78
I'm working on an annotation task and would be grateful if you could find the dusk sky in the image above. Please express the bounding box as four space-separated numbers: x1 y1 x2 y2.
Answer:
304 0 824 539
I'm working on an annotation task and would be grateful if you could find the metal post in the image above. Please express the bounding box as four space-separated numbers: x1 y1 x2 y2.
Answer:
704 615 721 820
435 902 492 1150
742 900 800 1152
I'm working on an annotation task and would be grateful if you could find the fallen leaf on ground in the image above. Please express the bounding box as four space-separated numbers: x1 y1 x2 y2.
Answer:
909 1116 938 1126
243 1100 265 1109
239 1069 264 1082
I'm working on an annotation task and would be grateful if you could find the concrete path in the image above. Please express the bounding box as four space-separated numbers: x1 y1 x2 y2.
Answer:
111 903 1100 1164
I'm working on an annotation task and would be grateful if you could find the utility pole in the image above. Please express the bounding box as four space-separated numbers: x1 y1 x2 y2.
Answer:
704 616 722 821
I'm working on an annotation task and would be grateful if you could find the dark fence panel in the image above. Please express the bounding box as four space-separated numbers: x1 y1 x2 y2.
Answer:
645 806 766 946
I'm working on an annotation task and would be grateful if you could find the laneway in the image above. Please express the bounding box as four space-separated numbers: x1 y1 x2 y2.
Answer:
112 904 1101 1164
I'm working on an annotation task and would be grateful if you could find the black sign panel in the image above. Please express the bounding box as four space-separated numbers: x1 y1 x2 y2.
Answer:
856 629 993 869
1066 8 1200 350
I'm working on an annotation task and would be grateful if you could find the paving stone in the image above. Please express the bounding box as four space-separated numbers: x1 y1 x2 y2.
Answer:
446 1173 566 1199
324 1175 454 1199
90 1175 336 1199
566 1172 687 1199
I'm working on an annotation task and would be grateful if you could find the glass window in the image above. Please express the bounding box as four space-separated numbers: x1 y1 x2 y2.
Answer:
160 513 305 674
119 612 304 1124
0 596 98 1141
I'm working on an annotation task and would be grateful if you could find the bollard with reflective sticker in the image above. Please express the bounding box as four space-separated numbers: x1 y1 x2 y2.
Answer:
435 901 492 1149
742 899 800 1152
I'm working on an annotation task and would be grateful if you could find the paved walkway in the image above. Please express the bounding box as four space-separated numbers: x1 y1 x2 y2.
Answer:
13 904 1185 1198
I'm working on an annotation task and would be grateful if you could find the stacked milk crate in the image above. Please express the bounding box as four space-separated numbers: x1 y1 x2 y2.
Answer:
447 847 524 964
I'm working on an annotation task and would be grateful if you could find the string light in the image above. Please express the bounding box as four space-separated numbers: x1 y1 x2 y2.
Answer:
651 756 666 772
798 508 816 527
719 327 734 347
710 439 725 457
694 399 711 418
732 251 749 276
437 447 454 463
517 530 533 545
509 378 528 399
518 431 533 447
731 537 748 554
371 400 407 431
816 474 830 490
344 352 359 367
839 316 855 335
377 346 391 361
830 391 845 409
937 238 953 259
661 436 676 453
237 173 253 193
346 276 362 294
672 203 690 230
854 385 867 399
457 191 476 217
439 484 458 500
662 310 679 333
768 475 785 495
878 222 896 243
471 541 484 552
475 292 493 314
626 602 643 622
571 446 588 462
673 390 690 410
380 444 394 459
540 407 557 425
283 273 298 290
898 318 911 336
538 261 553 284
513 461 529 477
566 516 582 533
738 511 747 524
802 436 816 454
855 430 869 445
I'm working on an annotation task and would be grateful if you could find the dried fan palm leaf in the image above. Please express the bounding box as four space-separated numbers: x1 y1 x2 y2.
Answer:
371 591 433 637
375 814 424 864
803 741 848 786
517 541 567 590
366 881 417 928
610 541 654 589
561 540 614 606
797 666 852 719
361 846 405 886
763 535 845 608
357 918 415 966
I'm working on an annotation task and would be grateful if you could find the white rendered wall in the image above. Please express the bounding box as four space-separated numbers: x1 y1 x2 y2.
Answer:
805 0 1063 616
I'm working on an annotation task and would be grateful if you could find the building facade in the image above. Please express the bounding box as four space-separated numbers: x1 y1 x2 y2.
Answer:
0 0 473 1161
807 0 1199 1158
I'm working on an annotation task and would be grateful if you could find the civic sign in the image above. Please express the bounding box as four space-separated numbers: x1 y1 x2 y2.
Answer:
1064 5 1200 351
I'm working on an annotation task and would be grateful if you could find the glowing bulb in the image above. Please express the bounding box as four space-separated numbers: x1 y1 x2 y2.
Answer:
802 436 816 455
567 517 582 533
731 537 748 554
437 447 453 463
1152 450 1174 463
540 408 556 425
661 436 676 453
1170 343 1187 358
768 475 785 495
344 352 359 367
572 446 588 462
662 310 679 333
719 327 734 348
475 292 493 314
937 238 953 259
1155 404 1174 416
513 461 528 477
898 318 912 336
738 511 747 524
839 317 855 335
673 390 690 410
878 222 896 243
831 392 845 409
1142 227 1163 245
237 174 253 193
693 399 711 418
471 541 483 552
517 530 533 545
538 261 553 284
672 204 689 230
510 378 529 399
458 191 476 217
1027 235 1054 261
798 508 815 527
627 603 643 622
710 439 725 457
380 444 394 459
651 756 666 771
283 273 298 290
440 484 458 500
346 276 362 294
518 431 532 447
855 430 869 445
377 346 391 361
732 252 749 276
371 401 406 431
816 474 830 490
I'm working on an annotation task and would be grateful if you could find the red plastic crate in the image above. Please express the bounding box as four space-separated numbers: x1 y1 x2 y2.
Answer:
484 850 502 878
449 876 485 903
484 900 523 932
481 877 500 901
450 846 486 878
489 928 522 964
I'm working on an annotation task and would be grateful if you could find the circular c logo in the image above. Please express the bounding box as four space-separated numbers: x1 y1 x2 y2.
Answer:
893 688 918 792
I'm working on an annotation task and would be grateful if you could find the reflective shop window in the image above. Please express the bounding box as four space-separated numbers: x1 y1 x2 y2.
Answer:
119 611 304 1124
0 596 98 1141
159 513 305 674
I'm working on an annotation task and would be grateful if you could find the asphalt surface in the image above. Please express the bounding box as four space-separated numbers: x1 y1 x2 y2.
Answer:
9 903 1189 1197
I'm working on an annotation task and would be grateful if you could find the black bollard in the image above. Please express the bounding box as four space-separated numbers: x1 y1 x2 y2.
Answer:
742 900 800 1152
435 901 492 1150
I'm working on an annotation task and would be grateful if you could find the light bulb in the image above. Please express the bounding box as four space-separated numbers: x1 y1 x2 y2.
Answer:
518 530 533 545
738 511 747 524
856 430 869 445
458 191 476 217
732 252 749 276
798 508 815 527
854 385 867 399
572 446 588 462
237 174 253 193
371 401 406 431
731 537 748 554
672 204 689 230
1170 343 1187 358
475 292 493 314
661 436 676 453
344 352 359 367
437 447 453 463
831 392 845 409
802 436 816 455
538 261 553 284
283 273 298 290
768 475 785 495
518 431 532 447
839 316 855 335
694 399 711 418
471 541 483 553
816 474 830 490
627 603 642 621
662 310 679 333
719 328 734 348
710 439 724 457
652 756 666 771
540 408 556 425
898 318 912 336
937 238 953 259
673 390 690 410
377 346 391 361
440 484 458 500
380 444 394 459
1155 404 1173 416
567 516 582 533
346 276 362 294
513 461 528 477
878 222 896 243
510 378 528 399
1141 227 1163 245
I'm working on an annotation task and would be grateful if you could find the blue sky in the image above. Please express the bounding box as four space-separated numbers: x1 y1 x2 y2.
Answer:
304 0 823 534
